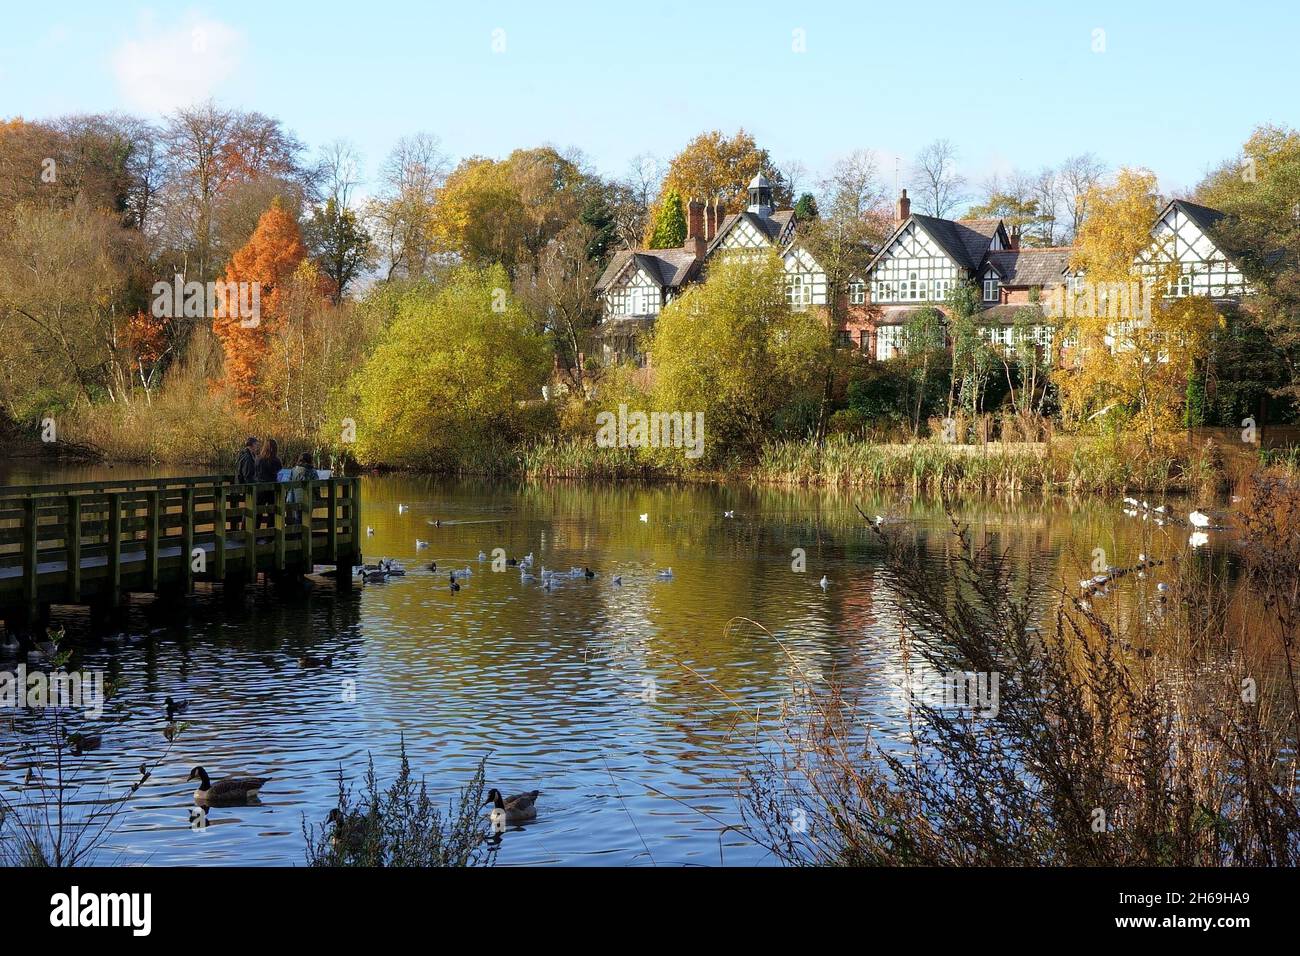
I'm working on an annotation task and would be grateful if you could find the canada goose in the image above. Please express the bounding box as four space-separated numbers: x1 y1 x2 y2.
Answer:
66 731 102 754
416 539 429 550
819 575 829 589
1189 510 1211 528
359 568 387 583
188 766 269 805
326 807 368 855
164 697 189 721
583 567 596 579
483 788 539 829
299 655 333 668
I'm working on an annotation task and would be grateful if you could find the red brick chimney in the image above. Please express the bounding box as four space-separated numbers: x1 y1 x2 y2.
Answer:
684 198 705 258
705 197 728 242
1008 230 1021 250
895 189 911 224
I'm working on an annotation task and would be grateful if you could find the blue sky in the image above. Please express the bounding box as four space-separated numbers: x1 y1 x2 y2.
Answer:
1 1 1295 201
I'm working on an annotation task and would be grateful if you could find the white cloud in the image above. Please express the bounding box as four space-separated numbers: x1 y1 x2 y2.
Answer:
112 12 244 114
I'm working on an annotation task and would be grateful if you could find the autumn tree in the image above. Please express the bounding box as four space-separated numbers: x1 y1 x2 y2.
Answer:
0 199 140 415
515 221 604 390
1194 124 1300 410
366 133 449 281
213 198 308 407
430 147 591 274
1058 168 1218 449
647 129 790 240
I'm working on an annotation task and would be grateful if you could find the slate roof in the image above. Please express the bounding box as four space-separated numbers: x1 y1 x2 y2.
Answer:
594 248 701 293
983 247 1073 287
707 209 796 254
875 215 1007 273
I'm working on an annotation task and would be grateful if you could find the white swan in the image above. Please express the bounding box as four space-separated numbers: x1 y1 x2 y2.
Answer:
415 539 429 550
1189 510 1210 528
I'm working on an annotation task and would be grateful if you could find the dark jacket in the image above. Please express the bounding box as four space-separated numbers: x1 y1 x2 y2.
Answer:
254 456 283 484
235 447 257 484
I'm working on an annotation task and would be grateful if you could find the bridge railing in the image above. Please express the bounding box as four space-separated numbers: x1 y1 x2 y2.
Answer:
0 476 361 612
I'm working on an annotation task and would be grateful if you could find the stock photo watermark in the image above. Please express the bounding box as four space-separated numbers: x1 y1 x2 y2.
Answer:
595 403 705 459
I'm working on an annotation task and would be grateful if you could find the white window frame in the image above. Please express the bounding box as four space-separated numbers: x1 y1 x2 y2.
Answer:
983 278 999 302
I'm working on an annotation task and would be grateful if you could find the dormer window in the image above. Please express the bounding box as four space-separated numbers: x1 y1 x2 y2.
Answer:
983 278 999 302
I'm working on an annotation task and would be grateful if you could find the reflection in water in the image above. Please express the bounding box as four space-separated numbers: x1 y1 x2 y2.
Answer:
0 467 1234 865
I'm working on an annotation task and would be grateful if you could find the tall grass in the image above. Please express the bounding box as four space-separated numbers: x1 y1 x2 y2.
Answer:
755 435 1193 495
735 477 1300 865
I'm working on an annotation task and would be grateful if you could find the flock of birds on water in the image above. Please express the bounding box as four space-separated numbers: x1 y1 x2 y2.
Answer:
3 494 1233 842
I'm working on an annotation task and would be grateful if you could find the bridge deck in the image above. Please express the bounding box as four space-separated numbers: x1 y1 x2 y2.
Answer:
0 475 362 627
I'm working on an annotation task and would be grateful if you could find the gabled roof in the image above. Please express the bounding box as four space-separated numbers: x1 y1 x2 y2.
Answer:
983 247 1073 287
868 214 1008 274
594 248 700 292
706 209 796 255
1161 199 1227 240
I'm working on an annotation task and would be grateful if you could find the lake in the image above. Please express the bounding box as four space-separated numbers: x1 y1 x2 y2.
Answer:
0 464 1227 866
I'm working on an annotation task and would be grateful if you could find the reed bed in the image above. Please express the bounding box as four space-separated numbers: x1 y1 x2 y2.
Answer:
732 475 1300 865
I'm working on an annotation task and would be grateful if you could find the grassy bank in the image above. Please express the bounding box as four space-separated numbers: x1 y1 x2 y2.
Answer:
47 404 1279 497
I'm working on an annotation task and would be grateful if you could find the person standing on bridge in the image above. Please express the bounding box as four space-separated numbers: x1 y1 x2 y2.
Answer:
232 437 260 532
255 438 283 530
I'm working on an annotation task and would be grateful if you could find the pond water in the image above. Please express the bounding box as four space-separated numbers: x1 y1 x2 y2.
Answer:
0 463 1233 866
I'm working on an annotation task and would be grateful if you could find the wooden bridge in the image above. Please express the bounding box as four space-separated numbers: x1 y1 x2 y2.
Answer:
0 475 362 634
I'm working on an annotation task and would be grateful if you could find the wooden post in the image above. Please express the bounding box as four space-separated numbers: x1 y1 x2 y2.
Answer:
106 492 122 607
146 490 160 591
247 485 258 583
215 485 227 579
274 483 286 572
302 480 314 571
327 480 338 563
66 493 82 602
22 497 37 618
182 486 195 592
348 478 361 561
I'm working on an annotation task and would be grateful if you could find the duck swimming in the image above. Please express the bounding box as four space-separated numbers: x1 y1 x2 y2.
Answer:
483 788 540 830
188 766 270 805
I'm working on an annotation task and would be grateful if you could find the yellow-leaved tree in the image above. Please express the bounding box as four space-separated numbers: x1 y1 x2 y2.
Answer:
647 251 824 464
340 265 549 468
1058 168 1218 451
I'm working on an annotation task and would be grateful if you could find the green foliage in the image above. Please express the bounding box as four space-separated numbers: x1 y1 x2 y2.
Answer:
579 194 617 263
1184 365 1208 428
304 743 496 867
344 265 550 468
648 252 825 464
648 187 687 249
793 192 819 220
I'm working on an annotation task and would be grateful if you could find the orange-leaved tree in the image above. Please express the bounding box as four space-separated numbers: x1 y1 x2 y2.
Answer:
214 197 306 408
